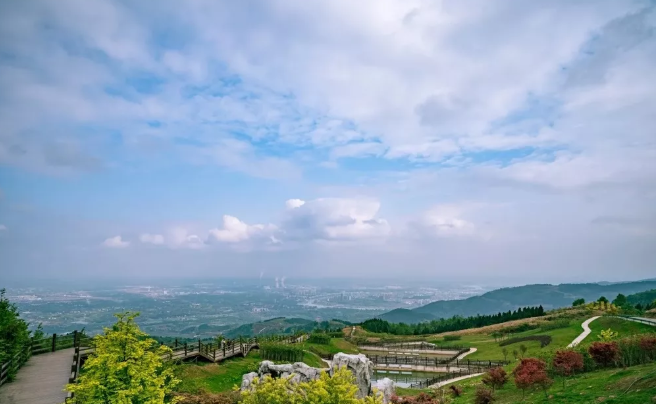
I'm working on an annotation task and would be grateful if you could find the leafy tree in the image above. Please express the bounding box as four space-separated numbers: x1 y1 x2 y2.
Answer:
513 358 553 398
240 367 383 404
512 349 518 360
552 350 584 388
597 296 609 304
572 298 585 307
501 347 508 362
0 289 36 380
65 312 180 404
519 344 528 358
588 341 619 367
482 367 508 391
612 293 628 307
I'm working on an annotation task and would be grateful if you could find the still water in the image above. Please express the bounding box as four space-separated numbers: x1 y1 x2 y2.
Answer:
372 370 441 388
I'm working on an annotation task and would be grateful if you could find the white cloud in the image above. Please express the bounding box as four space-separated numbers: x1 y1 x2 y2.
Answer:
102 235 129 248
207 215 277 243
418 205 476 237
285 199 306 209
167 227 205 250
139 233 165 245
282 198 390 241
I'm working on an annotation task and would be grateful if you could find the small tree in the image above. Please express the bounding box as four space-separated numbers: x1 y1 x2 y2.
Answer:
482 367 508 391
512 349 518 360
501 347 508 362
513 358 553 398
639 335 656 360
65 312 180 404
519 344 528 358
552 350 584 388
572 298 585 307
474 386 495 404
598 296 609 304
612 293 627 307
588 341 619 367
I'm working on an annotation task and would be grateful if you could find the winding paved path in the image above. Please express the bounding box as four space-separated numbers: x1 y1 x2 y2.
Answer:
567 316 600 348
0 349 74 404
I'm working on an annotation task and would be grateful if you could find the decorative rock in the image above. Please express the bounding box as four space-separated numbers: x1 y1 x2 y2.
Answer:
241 361 325 391
375 378 395 404
240 372 258 391
331 353 374 398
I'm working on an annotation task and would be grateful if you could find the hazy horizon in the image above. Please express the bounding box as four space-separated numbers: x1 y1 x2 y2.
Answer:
1 1 655 284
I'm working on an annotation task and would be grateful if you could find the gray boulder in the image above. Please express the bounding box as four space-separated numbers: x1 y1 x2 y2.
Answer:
331 353 373 398
375 378 395 404
241 360 325 391
240 372 258 391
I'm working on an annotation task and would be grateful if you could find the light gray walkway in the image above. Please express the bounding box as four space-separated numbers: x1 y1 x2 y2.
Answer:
568 316 600 348
430 372 484 388
0 349 73 404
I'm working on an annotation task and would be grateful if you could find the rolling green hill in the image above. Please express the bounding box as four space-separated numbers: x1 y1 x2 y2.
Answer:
626 288 656 306
379 280 656 324
223 317 350 338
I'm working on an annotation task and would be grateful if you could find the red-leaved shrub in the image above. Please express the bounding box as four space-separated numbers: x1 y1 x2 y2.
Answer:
482 367 508 391
640 336 656 358
513 358 553 398
552 350 584 387
390 392 442 404
588 341 619 367
474 386 495 404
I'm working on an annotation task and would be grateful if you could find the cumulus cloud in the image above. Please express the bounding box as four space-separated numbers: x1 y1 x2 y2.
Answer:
207 215 277 243
282 198 390 241
139 233 165 245
167 227 205 250
102 236 129 248
417 205 476 237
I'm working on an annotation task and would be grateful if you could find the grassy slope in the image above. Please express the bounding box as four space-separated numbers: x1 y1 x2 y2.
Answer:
585 316 655 341
302 337 359 357
398 362 656 404
431 320 584 361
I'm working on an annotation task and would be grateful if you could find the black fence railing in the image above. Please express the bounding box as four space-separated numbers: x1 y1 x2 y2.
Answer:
358 341 468 351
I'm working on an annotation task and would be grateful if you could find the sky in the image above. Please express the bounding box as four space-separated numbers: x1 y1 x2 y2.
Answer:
0 0 655 285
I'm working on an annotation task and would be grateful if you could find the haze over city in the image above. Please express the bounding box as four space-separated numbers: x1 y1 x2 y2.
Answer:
1 0 655 285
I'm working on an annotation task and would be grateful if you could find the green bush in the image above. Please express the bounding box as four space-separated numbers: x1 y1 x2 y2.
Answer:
259 342 304 363
443 335 461 342
499 335 552 348
308 333 331 345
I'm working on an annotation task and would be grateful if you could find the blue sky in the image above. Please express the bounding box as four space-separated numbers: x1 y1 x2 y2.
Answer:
1 0 655 284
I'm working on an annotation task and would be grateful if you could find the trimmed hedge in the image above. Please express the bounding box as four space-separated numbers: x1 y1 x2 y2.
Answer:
308 334 331 345
260 342 304 363
499 335 552 348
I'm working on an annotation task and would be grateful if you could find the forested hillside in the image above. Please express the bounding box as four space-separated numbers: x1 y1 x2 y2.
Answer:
379 280 656 324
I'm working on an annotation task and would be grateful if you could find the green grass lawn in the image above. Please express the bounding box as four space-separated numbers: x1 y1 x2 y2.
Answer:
584 316 655 342
397 362 656 404
302 337 359 358
430 320 585 361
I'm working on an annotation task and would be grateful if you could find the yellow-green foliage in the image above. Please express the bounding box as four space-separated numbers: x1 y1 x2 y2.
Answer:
586 301 620 313
239 367 383 404
598 328 619 341
66 312 180 404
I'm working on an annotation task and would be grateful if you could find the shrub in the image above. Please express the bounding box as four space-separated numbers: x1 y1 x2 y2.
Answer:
513 358 553 398
259 342 304 363
449 385 463 397
241 367 383 404
598 328 618 341
482 367 508 391
499 335 552 348
391 392 443 403
588 341 619 367
552 350 584 387
640 335 656 358
474 386 495 404
572 298 585 307
443 335 461 342
308 333 331 345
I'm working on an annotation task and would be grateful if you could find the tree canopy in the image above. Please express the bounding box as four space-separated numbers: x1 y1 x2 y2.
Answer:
361 306 545 336
66 312 180 404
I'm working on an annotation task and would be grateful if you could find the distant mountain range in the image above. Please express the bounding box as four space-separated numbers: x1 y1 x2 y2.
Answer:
377 280 656 324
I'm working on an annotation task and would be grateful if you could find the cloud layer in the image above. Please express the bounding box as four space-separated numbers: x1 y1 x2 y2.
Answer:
0 1 654 283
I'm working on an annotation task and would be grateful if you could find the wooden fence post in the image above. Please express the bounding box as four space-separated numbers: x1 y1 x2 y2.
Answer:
184 342 188 356
52 333 57 352
198 339 201 353
175 338 178 348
